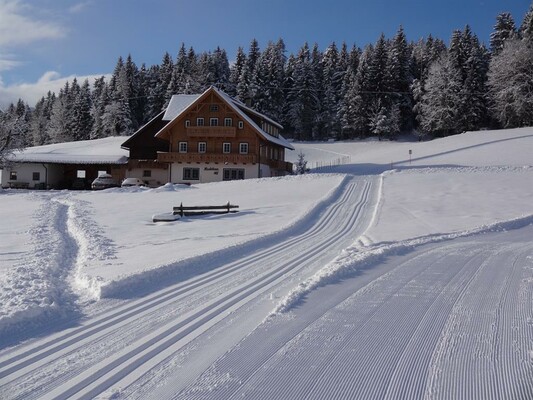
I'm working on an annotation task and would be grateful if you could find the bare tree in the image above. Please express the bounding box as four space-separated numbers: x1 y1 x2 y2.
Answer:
0 112 24 168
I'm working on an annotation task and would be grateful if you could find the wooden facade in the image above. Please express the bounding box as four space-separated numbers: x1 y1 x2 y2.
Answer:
150 87 293 184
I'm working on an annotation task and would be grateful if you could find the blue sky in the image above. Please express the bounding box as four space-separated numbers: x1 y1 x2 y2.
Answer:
0 0 530 107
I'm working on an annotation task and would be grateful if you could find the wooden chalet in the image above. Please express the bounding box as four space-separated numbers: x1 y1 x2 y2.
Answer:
122 86 294 184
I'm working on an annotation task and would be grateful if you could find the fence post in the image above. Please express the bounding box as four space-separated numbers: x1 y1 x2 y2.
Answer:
180 202 184 217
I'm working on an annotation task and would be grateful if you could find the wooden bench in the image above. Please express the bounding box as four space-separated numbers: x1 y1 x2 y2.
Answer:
173 202 239 217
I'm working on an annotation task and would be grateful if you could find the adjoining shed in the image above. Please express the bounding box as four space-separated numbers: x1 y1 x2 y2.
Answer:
0 137 129 189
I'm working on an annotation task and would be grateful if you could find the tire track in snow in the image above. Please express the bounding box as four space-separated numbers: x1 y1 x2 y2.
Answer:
0 177 378 399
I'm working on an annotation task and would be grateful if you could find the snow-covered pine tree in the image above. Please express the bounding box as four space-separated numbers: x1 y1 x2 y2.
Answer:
212 47 230 91
295 151 307 174
153 52 173 111
388 26 414 131
228 47 246 97
488 37 533 128
339 44 373 138
91 76 109 139
237 39 261 105
369 100 399 140
520 3 533 41
250 40 286 122
144 64 162 120
286 42 318 140
71 79 93 141
320 42 341 138
490 12 517 55
280 53 297 136
419 53 462 136
47 83 75 143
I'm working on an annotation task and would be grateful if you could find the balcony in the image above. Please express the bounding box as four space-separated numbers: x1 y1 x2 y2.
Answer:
269 160 294 173
157 152 257 164
186 126 236 138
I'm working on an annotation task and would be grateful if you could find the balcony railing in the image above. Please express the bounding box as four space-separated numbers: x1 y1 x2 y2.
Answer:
269 160 294 173
186 126 236 138
157 152 257 164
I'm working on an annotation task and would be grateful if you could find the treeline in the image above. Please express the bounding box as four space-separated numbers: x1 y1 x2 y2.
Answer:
2 5 533 147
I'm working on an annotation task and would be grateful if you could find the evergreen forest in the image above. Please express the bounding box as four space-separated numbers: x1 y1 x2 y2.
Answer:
2 5 533 149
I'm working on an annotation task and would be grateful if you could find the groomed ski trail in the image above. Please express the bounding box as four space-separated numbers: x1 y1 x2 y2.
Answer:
0 175 379 399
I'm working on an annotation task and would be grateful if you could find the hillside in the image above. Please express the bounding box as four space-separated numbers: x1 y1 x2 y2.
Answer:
0 127 532 399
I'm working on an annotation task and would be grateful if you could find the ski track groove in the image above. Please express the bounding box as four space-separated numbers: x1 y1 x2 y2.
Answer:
243 251 456 400
178 237 533 400
177 245 468 400
309 249 486 400
0 176 376 399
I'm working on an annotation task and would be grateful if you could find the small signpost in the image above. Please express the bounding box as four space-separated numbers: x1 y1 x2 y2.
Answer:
409 149 412 164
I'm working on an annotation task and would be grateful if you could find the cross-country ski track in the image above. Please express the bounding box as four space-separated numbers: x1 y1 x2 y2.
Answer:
1 172 532 399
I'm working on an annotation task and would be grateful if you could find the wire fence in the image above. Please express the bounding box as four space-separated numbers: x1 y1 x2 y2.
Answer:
312 156 352 172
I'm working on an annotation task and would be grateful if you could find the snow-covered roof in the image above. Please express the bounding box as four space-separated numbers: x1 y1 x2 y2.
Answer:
158 87 294 150
163 94 202 121
8 136 130 164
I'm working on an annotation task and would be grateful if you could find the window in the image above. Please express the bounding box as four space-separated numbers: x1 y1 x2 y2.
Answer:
239 143 249 154
183 168 199 180
32 172 40 181
210 118 219 127
223 142 231 154
223 168 245 181
185 120 190 127
238 121 244 129
210 104 219 112
143 170 152 178
224 118 233 127
197 117 205 126
77 170 86 179
179 142 188 153
9 171 17 180
198 142 207 153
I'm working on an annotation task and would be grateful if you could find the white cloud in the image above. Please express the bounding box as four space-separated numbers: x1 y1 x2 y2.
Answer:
0 71 111 107
69 1 92 14
0 57 21 72
0 0 66 47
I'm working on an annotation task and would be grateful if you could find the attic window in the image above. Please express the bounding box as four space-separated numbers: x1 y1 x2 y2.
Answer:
185 120 190 127
238 121 244 129
210 104 219 112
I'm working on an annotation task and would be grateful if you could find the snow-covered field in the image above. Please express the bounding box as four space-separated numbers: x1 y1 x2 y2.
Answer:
0 127 532 399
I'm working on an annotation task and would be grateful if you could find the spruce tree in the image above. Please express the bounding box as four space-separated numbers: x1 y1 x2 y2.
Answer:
228 47 246 96
520 3 533 41
490 12 517 54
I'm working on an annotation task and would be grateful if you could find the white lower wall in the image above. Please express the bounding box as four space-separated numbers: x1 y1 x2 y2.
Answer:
1 163 49 188
170 163 268 184
125 168 168 187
